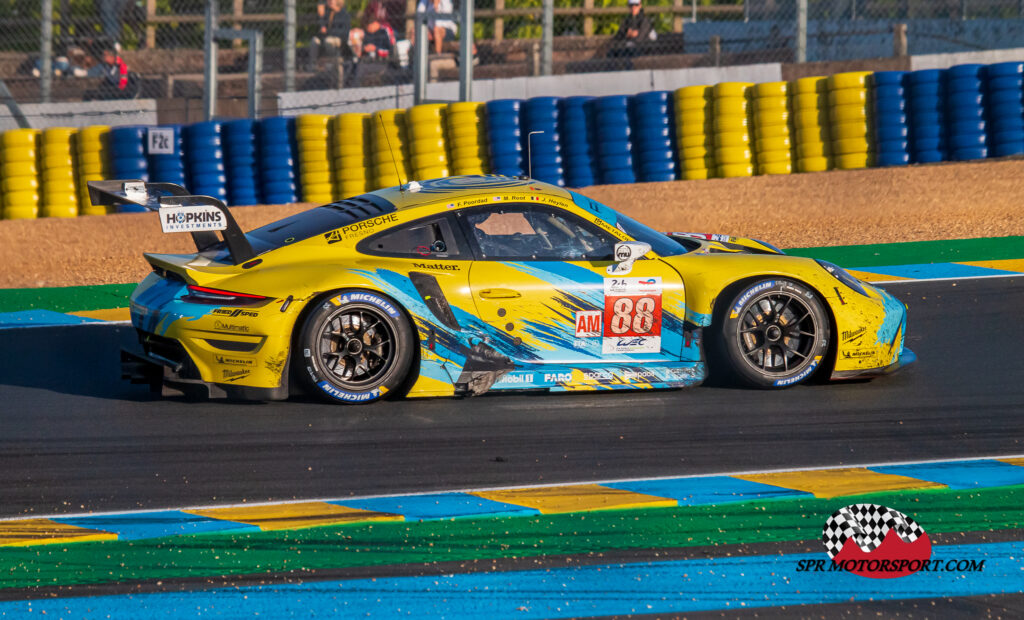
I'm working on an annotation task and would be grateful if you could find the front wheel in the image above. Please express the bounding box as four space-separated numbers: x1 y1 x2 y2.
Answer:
717 279 830 388
298 290 414 404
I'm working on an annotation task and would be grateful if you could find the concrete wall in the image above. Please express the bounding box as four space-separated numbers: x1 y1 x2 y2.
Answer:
910 47 1024 70
0 99 157 131
276 63 783 116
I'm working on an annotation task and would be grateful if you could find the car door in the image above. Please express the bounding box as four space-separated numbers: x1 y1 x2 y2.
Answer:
460 204 685 365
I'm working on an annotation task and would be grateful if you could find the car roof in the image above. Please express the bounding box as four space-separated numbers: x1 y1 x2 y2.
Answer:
364 175 574 211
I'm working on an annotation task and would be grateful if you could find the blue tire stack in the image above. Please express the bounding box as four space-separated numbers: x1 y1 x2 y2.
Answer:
871 72 911 167
945 64 988 161
109 125 149 212
630 91 678 182
906 69 947 164
486 99 525 177
591 95 636 184
984 61 1024 157
184 121 228 201
145 125 186 186
223 119 261 206
256 116 299 204
559 96 598 188
521 97 564 186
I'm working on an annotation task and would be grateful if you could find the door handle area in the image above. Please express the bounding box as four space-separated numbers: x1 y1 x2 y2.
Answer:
479 288 522 299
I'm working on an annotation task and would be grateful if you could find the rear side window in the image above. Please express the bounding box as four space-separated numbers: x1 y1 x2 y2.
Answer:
359 217 464 258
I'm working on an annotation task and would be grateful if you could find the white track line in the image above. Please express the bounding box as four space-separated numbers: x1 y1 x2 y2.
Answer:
5 452 1023 523
873 272 1024 285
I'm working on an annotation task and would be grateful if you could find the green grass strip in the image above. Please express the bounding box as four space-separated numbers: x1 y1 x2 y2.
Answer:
2 485 1021 590
785 236 1024 268
0 284 135 313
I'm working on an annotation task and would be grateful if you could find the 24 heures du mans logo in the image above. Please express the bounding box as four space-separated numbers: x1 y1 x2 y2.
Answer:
796 503 985 579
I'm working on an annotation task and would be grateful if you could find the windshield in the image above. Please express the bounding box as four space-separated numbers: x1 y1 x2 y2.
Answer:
613 212 690 257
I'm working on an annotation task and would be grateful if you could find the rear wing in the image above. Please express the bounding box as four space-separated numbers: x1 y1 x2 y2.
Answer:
87 180 256 265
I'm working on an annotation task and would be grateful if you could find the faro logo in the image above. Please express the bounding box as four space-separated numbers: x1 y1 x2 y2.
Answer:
822 504 931 578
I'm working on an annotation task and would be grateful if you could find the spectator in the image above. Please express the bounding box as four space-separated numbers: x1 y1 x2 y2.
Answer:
310 0 353 69
610 0 654 58
417 0 457 55
362 1 395 60
83 44 137 100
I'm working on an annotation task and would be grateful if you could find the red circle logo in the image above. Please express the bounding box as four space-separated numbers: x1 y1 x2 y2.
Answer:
822 504 932 579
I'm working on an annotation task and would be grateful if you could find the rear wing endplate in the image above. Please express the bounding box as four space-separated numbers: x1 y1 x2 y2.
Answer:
87 180 256 265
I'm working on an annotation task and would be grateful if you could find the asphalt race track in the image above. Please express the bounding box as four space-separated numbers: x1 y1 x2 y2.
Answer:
1 277 1023 518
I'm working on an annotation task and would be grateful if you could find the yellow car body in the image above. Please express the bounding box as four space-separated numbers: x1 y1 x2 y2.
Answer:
115 175 912 402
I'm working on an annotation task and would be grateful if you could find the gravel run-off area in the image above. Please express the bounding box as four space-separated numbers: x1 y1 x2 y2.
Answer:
2 159 1023 289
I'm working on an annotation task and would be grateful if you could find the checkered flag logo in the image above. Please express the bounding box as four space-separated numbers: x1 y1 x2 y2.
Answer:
822 503 925 559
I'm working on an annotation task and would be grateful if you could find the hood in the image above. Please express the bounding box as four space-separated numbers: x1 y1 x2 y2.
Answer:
665 232 785 256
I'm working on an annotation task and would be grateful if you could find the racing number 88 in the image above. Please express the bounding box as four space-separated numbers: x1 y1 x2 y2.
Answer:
610 296 656 335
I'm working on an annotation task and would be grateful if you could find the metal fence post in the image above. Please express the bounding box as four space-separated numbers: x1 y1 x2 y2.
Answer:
41 0 53 104
961 0 968 20
250 31 263 119
459 0 474 101
203 0 218 121
796 0 808 64
893 23 908 57
710 35 721 67
284 0 296 93
542 0 553 76
413 16 428 105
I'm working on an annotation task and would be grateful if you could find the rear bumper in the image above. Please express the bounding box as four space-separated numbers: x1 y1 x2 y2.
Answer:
831 348 916 380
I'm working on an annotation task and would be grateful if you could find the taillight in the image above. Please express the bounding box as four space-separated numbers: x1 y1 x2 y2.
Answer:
183 285 271 307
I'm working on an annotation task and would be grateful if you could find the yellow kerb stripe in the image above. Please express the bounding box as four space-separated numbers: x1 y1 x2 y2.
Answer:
0 518 118 547
67 308 131 321
185 501 403 531
471 484 676 514
734 467 945 498
956 259 1024 273
998 457 1024 467
846 269 912 282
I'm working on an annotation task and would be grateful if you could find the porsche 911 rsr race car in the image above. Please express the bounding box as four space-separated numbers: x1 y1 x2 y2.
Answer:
90 175 914 404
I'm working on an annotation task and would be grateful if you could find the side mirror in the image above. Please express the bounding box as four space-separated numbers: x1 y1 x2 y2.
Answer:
607 241 652 275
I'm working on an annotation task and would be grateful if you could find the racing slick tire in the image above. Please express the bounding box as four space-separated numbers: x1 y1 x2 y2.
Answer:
716 279 830 388
298 290 414 404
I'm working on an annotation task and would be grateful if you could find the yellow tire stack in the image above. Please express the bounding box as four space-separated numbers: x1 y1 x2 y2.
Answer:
712 82 755 178
40 127 79 218
827 71 874 170
792 77 833 173
296 114 336 203
76 125 109 215
674 85 715 180
446 102 489 175
332 113 373 198
752 82 794 176
407 103 451 180
370 108 412 189
1 129 41 219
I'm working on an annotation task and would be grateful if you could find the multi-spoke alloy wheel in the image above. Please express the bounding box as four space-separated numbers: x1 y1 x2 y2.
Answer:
298 290 414 404
718 279 830 388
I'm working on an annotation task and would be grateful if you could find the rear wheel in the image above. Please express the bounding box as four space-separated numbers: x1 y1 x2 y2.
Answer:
298 290 414 404
717 279 830 388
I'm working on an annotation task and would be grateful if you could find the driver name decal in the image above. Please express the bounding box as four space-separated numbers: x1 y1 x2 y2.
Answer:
602 277 662 354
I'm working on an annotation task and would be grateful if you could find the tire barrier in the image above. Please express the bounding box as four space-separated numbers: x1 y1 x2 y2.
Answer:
1 129 41 219
40 127 79 218
407 103 451 181
257 116 299 205
522 96 564 186
827 71 873 170
985 61 1024 158
752 82 794 176
370 108 412 190
446 102 489 176
109 125 149 212
631 91 678 183
559 96 599 188
674 85 715 180
145 125 186 187
183 121 227 204
907 69 947 164
485 99 525 178
76 125 109 215
222 119 261 206
333 113 373 198
592 95 636 184
870 72 911 167
945 64 988 162
712 82 755 178
296 114 335 203
792 76 833 172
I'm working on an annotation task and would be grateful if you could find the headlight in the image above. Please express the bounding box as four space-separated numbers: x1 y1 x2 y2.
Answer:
815 260 869 297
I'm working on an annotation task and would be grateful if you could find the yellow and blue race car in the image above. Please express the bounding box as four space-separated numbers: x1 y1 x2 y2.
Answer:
91 175 913 404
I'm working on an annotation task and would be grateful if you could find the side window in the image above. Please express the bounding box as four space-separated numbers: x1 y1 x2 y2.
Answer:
360 217 463 258
463 206 616 261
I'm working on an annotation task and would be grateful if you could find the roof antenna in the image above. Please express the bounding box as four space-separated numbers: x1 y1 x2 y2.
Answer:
526 130 544 179
378 113 407 192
